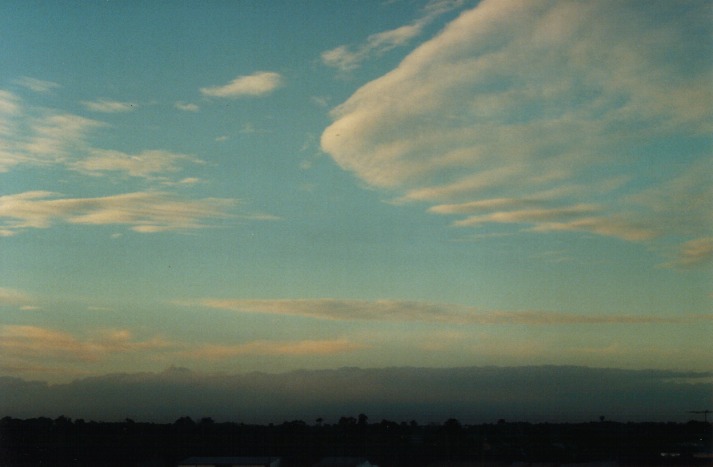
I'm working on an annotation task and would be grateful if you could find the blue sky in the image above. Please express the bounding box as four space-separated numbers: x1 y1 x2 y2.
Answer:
0 0 711 383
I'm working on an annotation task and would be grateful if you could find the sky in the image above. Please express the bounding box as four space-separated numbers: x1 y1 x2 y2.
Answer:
0 0 711 404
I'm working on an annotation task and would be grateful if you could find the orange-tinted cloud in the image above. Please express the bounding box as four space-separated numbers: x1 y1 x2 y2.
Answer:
180 298 705 325
181 339 367 361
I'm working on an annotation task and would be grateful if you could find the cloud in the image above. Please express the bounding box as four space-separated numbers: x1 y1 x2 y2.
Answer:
529 216 660 242
71 149 204 179
0 325 170 363
161 177 203 187
0 90 203 183
0 90 20 117
429 197 541 215
662 237 713 269
321 23 423 72
15 77 61 93
0 191 237 235
238 122 269 135
0 287 34 308
452 204 600 227
178 298 704 326
625 160 713 240
0 93 105 172
175 101 199 112
0 89 206 183
321 0 464 71
320 1 712 256
322 23 425 73
81 99 138 113
311 96 329 108
21 113 104 165
1 366 710 423
200 71 283 98
0 92 22 172
0 322 366 382
181 339 366 361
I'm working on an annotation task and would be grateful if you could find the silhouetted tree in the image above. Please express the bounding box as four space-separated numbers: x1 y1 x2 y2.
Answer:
338 416 357 427
358 413 368 426
443 418 462 433
54 415 72 430
174 416 196 433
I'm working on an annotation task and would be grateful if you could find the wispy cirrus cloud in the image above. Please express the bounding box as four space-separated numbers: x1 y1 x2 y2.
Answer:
15 77 61 93
320 0 712 262
0 287 38 310
452 204 600 228
322 23 424 72
200 71 283 98
181 339 366 361
0 90 218 186
0 91 21 173
71 149 204 179
175 101 199 112
0 90 20 117
0 91 103 171
178 298 706 326
529 215 660 242
661 237 713 269
81 98 138 113
0 97 106 173
0 191 237 235
22 113 104 165
0 325 171 363
322 0 465 72
0 323 366 382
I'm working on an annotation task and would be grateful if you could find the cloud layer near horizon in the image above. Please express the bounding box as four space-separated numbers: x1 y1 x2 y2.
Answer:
1 366 710 424
321 0 712 266
180 298 710 325
0 321 366 381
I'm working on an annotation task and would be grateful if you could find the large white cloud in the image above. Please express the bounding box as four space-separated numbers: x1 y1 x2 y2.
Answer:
321 0 712 254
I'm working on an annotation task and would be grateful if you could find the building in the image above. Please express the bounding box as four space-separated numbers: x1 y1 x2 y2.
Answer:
177 457 281 467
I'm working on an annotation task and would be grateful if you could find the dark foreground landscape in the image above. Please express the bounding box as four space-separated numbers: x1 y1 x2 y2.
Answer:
1 415 710 466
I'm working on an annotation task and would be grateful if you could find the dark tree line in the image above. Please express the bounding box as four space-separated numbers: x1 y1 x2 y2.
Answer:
1 415 710 466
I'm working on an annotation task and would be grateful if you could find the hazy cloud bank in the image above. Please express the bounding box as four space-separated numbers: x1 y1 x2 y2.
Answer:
1 366 710 424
